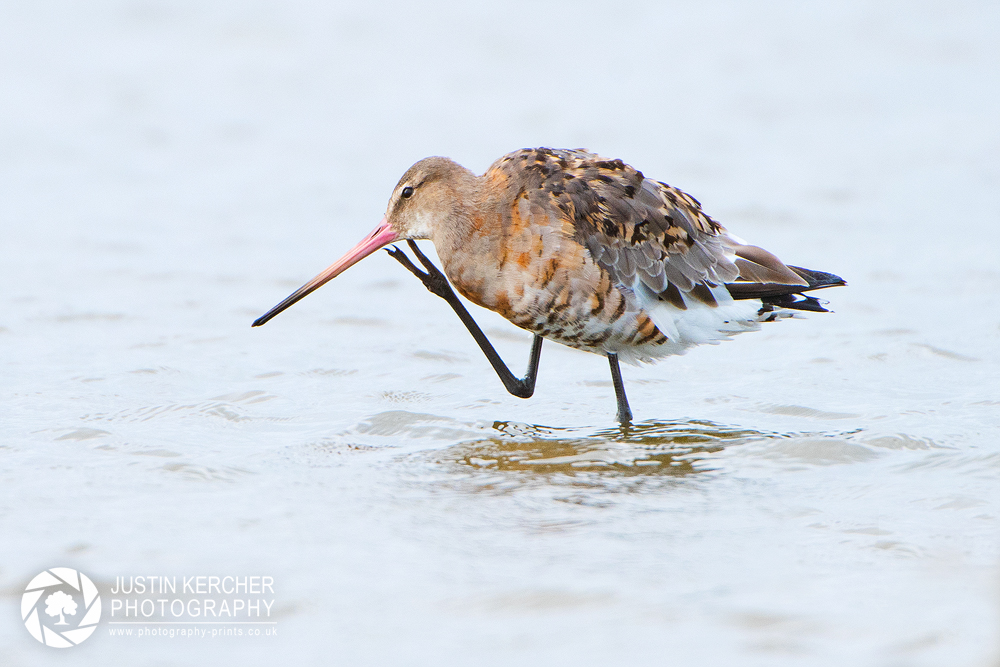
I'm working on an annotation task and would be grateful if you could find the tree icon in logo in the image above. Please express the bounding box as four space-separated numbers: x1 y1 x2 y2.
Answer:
22 568 101 648
45 590 78 626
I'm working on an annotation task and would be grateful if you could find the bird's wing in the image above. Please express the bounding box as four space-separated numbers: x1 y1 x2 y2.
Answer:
499 148 809 311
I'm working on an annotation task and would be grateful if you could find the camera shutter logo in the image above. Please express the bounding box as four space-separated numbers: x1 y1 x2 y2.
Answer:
22 568 102 647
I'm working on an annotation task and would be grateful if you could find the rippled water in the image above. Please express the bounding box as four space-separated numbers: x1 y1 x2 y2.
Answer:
2 2 999 666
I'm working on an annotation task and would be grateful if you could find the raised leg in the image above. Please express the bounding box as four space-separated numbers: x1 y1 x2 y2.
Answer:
386 241 543 399
607 353 633 424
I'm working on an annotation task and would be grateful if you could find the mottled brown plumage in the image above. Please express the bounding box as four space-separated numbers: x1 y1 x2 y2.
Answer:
375 148 842 363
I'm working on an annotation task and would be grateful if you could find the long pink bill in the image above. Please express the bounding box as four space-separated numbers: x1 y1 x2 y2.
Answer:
252 218 399 327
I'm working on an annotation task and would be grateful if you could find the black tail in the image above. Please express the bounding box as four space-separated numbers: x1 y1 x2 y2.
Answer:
726 266 846 313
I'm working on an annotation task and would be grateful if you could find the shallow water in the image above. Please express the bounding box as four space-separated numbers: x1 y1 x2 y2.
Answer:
2 1 999 665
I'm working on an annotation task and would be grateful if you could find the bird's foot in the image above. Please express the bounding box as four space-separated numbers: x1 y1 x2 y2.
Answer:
385 241 455 301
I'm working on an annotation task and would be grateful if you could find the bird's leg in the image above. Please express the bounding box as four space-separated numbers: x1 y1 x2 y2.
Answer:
385 241 543 399
607 353 633 424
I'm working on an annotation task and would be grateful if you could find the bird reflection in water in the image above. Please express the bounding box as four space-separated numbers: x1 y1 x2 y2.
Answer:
444 419 770 478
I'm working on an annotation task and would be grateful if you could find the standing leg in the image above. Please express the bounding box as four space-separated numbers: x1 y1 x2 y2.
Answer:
385 241 543 398
607 353 633 424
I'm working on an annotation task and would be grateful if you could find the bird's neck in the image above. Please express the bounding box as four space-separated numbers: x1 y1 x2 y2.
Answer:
429 171 513 310
426 171 487 260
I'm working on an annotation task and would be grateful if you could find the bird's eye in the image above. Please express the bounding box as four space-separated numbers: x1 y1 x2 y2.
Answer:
401 186 414 199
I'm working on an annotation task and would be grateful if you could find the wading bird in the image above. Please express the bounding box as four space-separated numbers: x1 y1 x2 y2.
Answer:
253 148 844 423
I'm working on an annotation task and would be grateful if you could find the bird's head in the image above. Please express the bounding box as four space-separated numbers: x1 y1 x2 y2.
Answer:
382 156 477 240
252 156 476 327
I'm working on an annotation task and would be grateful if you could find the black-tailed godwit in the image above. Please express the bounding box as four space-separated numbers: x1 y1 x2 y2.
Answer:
253 148 845 423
